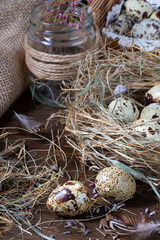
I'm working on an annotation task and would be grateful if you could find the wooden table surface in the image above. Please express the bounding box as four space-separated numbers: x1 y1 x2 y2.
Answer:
0 88 160 240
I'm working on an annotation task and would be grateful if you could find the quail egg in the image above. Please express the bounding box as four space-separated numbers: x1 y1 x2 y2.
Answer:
108 97 139 123
132 18 160 40
133 119 160 139
110 14 137 35
150 10 160 22
95 166 136 201
140 103 160 122
124 0 153 20
121 4 127 15
145 84 160 104
46 180 91 217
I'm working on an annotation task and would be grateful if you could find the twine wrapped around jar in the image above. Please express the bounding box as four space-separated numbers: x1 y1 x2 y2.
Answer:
24 31 101 82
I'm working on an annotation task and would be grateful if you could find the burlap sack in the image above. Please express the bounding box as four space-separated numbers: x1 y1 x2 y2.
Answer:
0 0 41 118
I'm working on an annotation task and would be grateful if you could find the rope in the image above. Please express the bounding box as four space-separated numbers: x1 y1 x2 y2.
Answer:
24 29 101 81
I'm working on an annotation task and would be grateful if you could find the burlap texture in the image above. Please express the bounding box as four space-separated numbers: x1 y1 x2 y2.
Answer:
0 0 41 118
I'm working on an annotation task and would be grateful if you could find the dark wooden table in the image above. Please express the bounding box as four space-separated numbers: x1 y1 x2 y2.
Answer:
0 88 160 240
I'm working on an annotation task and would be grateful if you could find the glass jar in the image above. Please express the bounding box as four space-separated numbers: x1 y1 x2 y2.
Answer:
25 0 97 107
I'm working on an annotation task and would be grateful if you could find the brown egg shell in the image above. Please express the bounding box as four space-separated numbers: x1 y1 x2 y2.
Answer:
95 167 136 201
46 180 91 217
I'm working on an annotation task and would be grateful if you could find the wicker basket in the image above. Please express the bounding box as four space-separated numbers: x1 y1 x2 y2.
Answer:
90 0 122 31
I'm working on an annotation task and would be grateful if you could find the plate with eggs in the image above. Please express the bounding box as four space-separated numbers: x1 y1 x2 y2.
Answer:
102 0 160 51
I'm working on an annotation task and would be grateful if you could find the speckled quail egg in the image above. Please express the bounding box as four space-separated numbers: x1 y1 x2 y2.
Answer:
46 180 91 217
150 10 160 22
140 103 160 122
121 4 127 15
95 166 136 201
108 97 139 123
132 18 160 40
110 14 137 35
145 84 160 104
124 0 153 20
133 119 160 139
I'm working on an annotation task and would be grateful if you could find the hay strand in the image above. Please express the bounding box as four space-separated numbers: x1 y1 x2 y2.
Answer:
51 44 160 198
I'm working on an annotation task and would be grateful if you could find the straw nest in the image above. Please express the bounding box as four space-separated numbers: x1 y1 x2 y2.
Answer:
60 43 160 198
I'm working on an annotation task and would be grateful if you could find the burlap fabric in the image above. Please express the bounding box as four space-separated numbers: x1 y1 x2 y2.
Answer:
0 0 41 118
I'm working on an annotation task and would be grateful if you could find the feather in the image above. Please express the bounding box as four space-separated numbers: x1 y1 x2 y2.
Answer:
100 214 160 239
113 84 127 95
129 221 160 240
14 111 44 132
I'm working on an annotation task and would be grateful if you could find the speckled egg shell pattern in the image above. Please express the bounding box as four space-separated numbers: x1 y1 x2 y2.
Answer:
140 103 160 122
125 0 153 20
132 18 160 40
95 167 136 201
145 84 160 104
110 14 137 35
47 181 90 217
133 119 160 139
150 10 160 22
108 97 139 123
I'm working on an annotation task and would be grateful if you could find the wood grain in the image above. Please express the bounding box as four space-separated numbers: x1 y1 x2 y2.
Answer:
0 88 159 240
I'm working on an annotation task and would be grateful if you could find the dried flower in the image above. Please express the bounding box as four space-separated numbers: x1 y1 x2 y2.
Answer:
89 182 95 187
41 0 91 30
58 12 63 18
76 24 81 30
69 23 74 28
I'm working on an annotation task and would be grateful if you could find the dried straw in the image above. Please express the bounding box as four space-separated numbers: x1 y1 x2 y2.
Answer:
0 127 68 239
0 124 119 238
54 43 160 198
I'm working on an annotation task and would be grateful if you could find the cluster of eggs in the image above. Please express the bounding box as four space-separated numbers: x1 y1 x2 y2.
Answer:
46 167 137 217
134 84 160 139
107 84 160 139
109 0 160 40
46 86 160 217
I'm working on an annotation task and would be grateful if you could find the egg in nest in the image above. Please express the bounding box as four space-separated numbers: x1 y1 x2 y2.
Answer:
140 103 160 122
47 180 91 217
145 84 160 104
95 167 136 201
133 119 160 139
108 97 139 123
